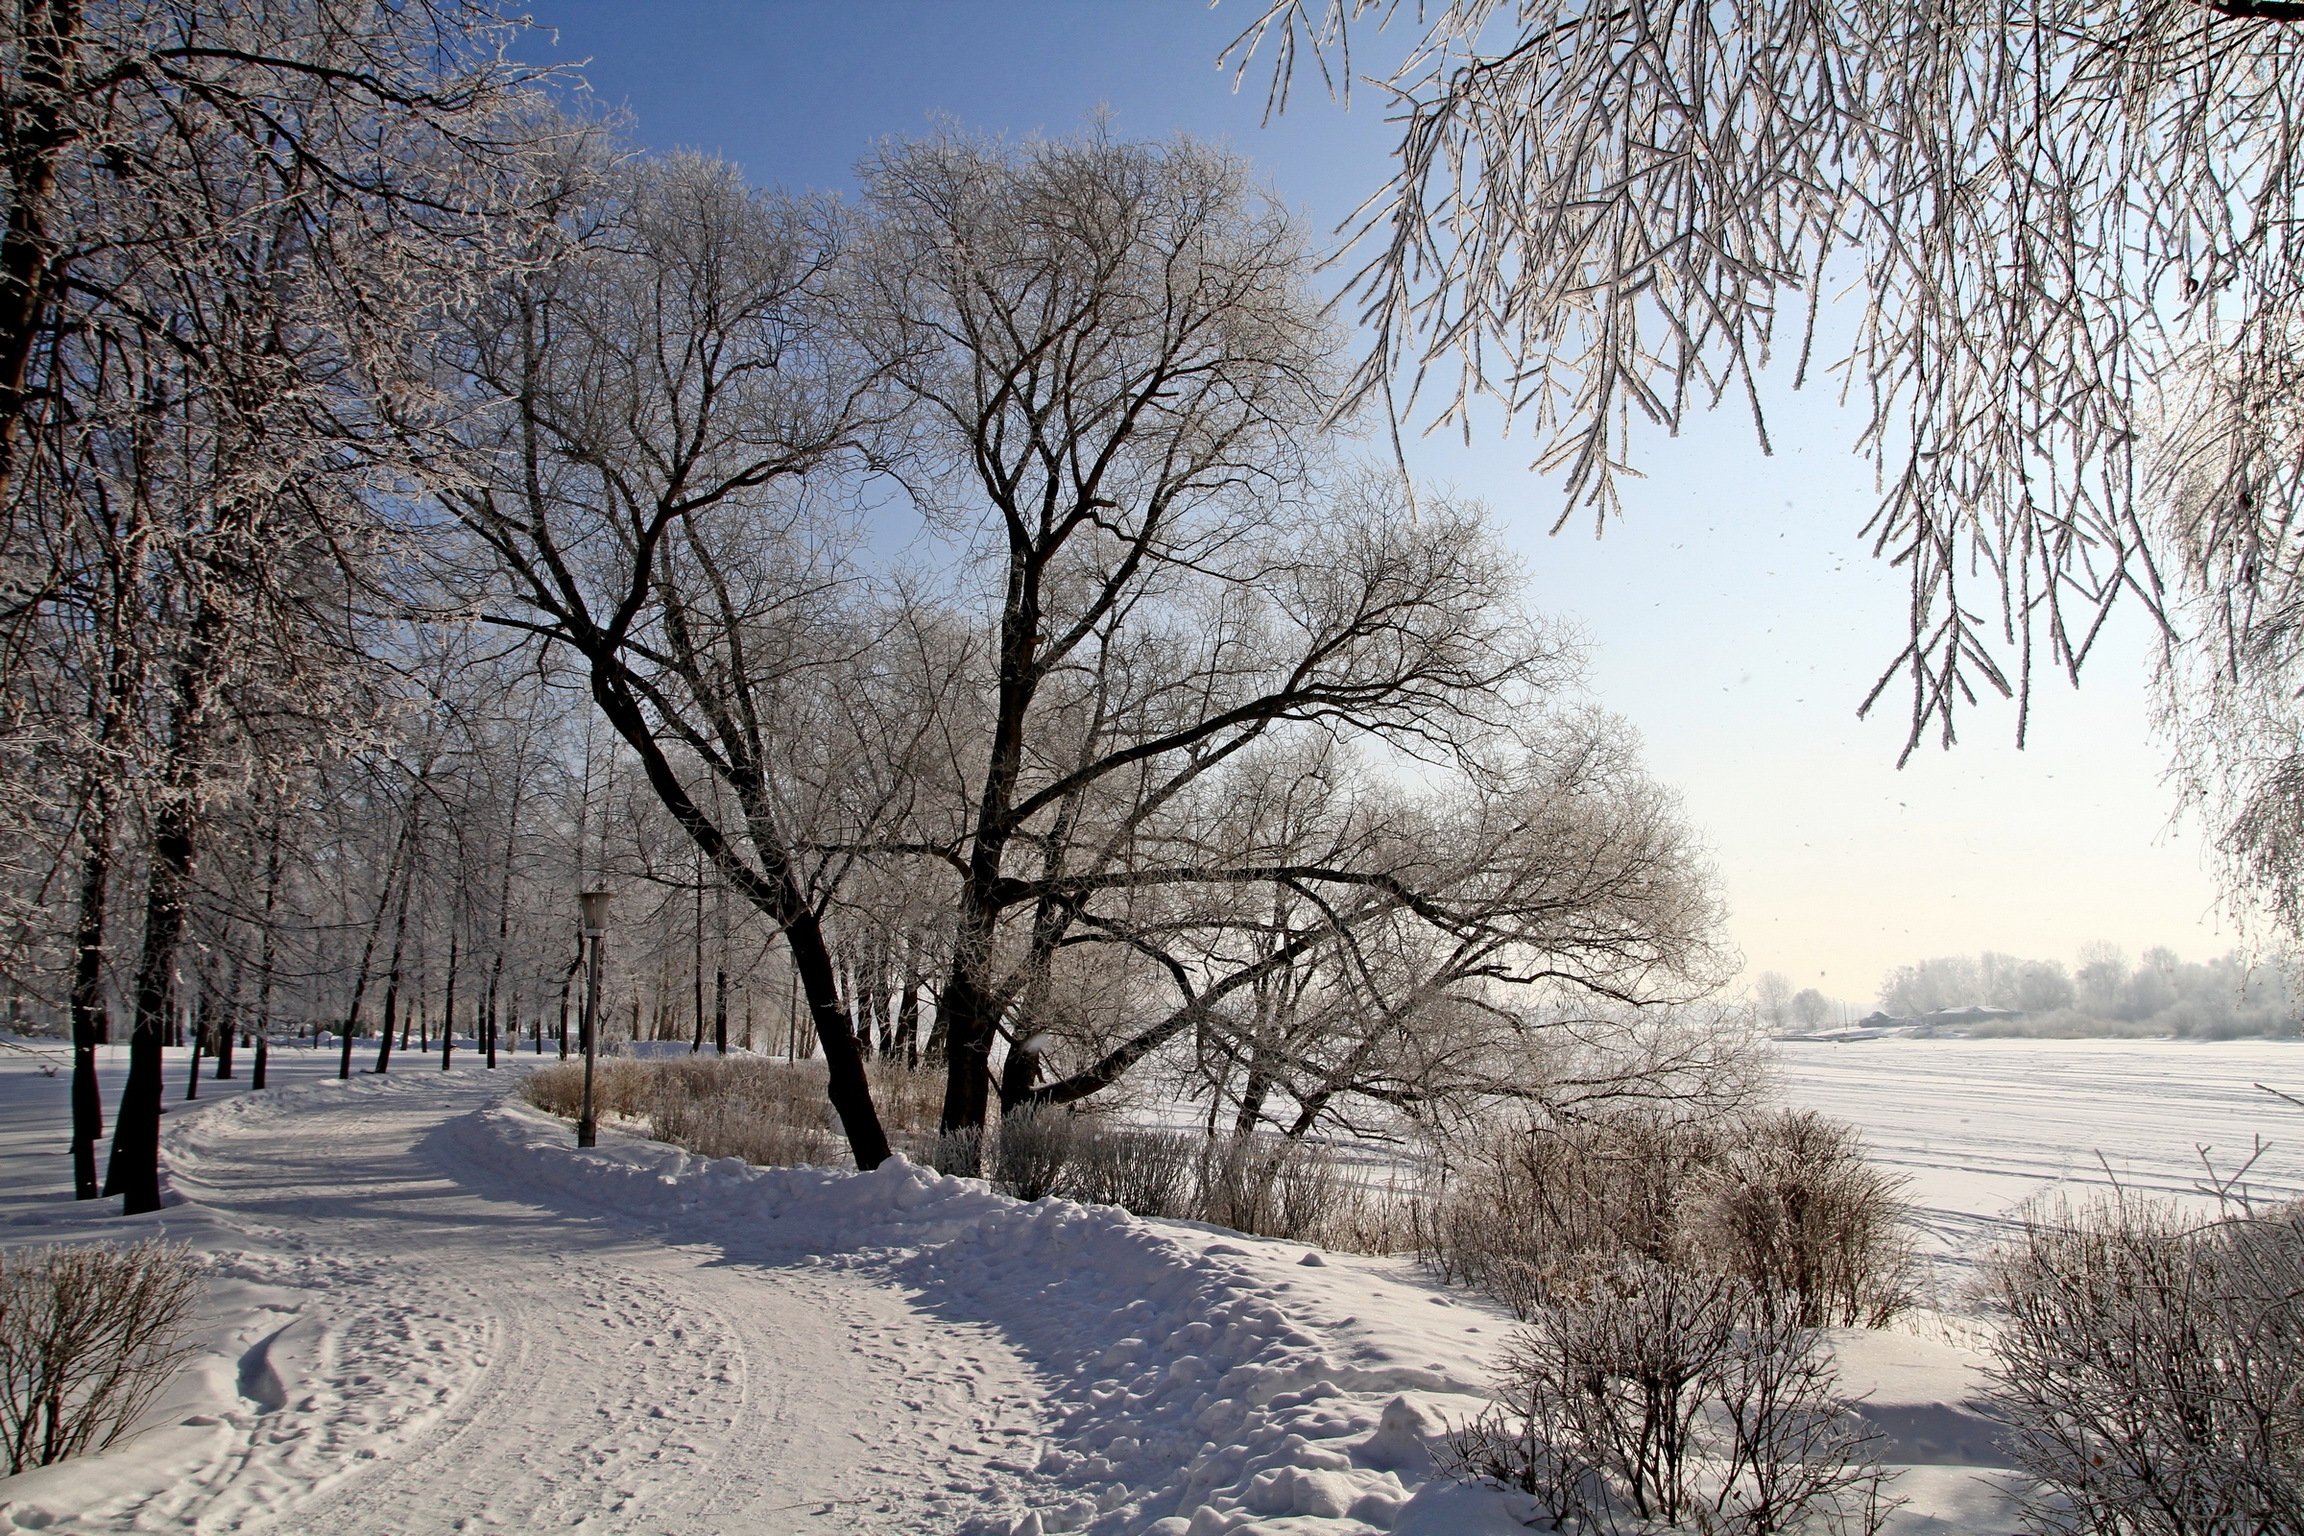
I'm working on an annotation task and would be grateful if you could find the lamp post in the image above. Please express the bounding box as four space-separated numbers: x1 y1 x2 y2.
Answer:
576 889 612 1148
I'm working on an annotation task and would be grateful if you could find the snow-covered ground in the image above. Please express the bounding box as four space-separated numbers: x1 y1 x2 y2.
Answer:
11 1034 2291 1534
1774 1035 2304 1278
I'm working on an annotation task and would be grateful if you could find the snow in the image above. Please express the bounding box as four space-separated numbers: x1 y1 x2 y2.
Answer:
5 1035 2293 1532
1774 1035 2304 1275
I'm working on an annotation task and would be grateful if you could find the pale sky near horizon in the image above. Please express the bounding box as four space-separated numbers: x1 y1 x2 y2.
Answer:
516 0 2234 1008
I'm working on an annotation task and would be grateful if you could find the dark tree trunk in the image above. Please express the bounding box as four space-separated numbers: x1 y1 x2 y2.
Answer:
714 968 727 1054
373 868 412 1075
184 993 204 1100
104 792 195 1214
68 821 109 1200
998 1027 1038 1108
337 821 408 1080
692 850 705 1052
938 927 1004 1143
441 929 458 1070
0 0 80 506
212 977 234 1079
1235 1059 1272 1136
557 944 577 1059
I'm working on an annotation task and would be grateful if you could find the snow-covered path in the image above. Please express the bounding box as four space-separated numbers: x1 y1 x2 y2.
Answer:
0 1061 1046 1534
188 1075 1046 1534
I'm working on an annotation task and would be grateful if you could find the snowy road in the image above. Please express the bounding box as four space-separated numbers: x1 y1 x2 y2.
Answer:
0 1062 1047 1534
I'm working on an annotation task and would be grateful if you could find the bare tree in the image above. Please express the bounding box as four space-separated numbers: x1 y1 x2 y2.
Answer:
436 152 905 1168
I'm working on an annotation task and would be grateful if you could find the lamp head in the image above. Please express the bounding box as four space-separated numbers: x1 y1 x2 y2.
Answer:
579 888 613 937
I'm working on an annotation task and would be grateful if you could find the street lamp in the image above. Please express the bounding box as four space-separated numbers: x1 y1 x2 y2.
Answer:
575 889 613 1149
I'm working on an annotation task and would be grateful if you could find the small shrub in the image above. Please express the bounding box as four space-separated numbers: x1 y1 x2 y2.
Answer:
1693 1111 1919 1328
1069 1125 1196 1219
1982 1198 2304 1535
1444 1258 1895 1534
986 1106 1077 1201
1420 1109 1915 1326
0 1239 205 1473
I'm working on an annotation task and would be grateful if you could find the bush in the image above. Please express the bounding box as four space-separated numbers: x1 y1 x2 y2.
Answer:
1419 1109 1916 1326
0 1239 205 1473
1694 1112 1919 1327
1444 1258 1894 1534
1067 1124 1197 1220
1982 1198 2304 1535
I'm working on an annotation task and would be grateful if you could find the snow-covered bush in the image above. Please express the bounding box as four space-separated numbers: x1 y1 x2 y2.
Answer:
1692 1112 1919 1327
0 1239 204 1472
1982 1198 2304 1535
1444 1258 1894 1534
1420 1110 1914 1326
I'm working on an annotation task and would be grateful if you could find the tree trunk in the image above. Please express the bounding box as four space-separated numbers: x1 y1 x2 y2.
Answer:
937 925 1003 1143
184 991 204 1100
255 819 278 1091
998 1026 1038 1108
373 868 412 1075
441 928 458 1070
1235 1058 1272 1136
692 847 705 1052
0 0 80 507
103 792 195 1214
68 818 109 1200
212 969 234 1080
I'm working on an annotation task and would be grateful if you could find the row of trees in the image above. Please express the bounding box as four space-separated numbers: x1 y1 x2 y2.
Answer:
2 3 1741 1205
1877 946 2301 1038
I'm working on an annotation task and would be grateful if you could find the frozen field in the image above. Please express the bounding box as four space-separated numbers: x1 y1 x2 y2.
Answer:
1774 1035 2304 1275
6 1034 2295 1534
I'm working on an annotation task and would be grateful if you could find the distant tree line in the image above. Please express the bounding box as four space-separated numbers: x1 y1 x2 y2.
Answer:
1876 946 2302 1039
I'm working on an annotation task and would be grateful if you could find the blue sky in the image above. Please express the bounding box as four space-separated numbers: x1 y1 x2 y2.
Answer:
517 0 2231 1006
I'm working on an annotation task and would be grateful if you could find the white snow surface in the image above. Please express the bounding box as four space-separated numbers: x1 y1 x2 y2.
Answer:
1773 1035 2304 1275
19 1033 2296 1532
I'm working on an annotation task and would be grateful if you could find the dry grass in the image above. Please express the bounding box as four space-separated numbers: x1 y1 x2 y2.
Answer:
938 1107 1415 1253
522 1054 952 1167
522 1058 1412 1252
0 1239 205 1473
